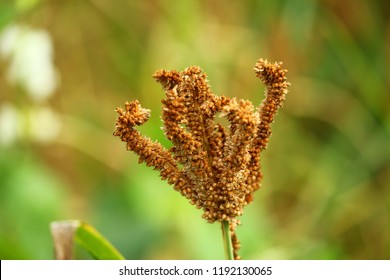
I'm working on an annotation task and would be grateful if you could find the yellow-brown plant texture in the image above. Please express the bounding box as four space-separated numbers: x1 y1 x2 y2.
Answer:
114 58 290 259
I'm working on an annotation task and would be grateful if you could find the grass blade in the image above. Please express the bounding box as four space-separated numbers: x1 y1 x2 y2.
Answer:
75 221 125 260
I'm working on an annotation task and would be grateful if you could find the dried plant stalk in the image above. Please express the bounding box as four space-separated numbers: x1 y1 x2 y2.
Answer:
114 58 290 259
50 220 80 260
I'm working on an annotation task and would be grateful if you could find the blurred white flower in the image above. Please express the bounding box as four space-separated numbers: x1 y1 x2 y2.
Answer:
0 103 61 146
0 103 22 146
0 24 59 102
0 25 19 58
28 106 62 143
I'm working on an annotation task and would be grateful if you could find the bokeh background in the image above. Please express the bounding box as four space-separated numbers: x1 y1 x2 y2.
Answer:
0 0 389 259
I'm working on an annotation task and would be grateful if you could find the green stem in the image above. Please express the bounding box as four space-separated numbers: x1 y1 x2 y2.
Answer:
221 220 234 260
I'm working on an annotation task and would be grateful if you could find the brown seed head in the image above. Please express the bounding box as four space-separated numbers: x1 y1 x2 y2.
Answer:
114 58 290 259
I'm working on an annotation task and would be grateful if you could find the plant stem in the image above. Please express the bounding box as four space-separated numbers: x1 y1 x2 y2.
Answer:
221 220 234 260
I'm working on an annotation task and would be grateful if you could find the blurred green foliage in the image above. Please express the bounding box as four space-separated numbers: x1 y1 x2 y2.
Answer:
0 0 389 259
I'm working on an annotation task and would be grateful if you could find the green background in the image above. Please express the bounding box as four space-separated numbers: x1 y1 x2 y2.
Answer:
0 0 389 259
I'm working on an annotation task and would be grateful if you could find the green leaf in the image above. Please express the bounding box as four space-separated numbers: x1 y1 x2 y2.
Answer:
75 221 125 260
51 220 125 260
